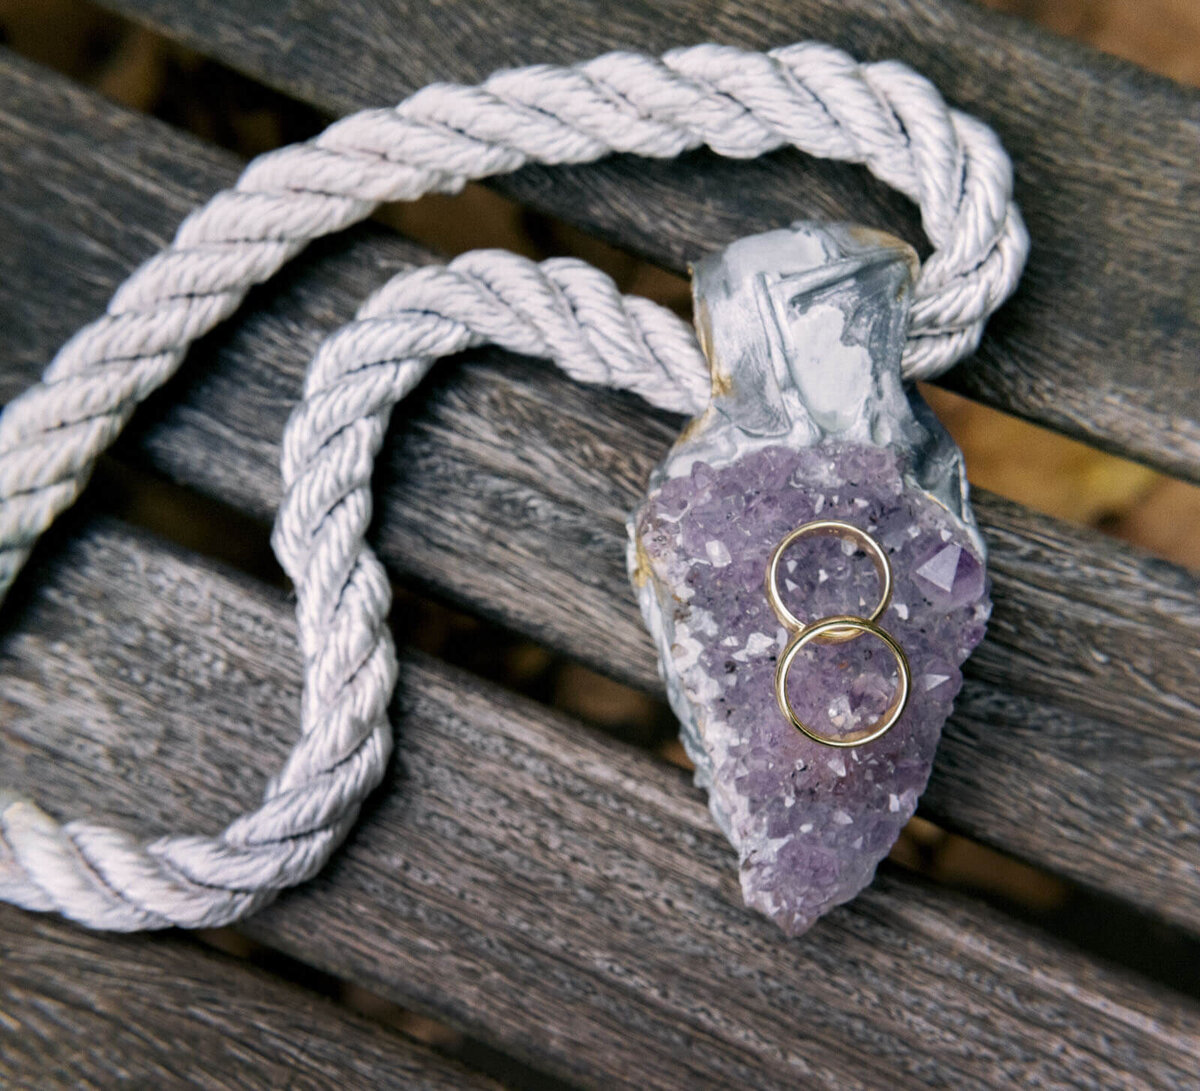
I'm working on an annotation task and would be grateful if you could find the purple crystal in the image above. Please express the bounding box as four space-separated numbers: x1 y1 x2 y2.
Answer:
914 542 986 611
633 442 990 935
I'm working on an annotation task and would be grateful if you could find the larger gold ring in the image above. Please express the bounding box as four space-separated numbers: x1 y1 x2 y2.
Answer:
774 615 911 748
765 519 893 643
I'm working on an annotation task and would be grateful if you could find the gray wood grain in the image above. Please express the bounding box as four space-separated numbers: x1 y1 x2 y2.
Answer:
0 905 500 1090
2 51 1198 934
91 0 1200 482
2 515 1199 1090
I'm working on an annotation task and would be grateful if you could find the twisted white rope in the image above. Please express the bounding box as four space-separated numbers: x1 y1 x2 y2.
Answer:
0 42 1026 929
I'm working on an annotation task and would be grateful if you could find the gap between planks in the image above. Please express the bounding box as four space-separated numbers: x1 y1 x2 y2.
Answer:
0 904 502 1090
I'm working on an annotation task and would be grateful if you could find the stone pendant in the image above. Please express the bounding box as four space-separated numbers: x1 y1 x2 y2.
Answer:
628 223 990 935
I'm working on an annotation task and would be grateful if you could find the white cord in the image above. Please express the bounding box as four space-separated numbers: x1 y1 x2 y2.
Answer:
0 42 1027 929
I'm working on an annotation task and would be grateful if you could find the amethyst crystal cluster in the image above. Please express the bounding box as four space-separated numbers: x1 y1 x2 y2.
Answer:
629 224 990 934
633 442 988 933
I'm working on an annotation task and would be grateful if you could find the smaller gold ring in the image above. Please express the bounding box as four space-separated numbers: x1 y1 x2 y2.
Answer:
774 615 911 748
765 520 892 643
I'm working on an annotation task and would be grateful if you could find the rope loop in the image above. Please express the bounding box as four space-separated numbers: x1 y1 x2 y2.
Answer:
0 42 1026 929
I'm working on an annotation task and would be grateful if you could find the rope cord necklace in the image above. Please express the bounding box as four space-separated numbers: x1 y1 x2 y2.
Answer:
0 41 1026 934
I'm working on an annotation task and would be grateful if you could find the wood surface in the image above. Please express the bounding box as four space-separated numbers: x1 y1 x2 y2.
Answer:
0 906 500 1090
1 51 1198 935
1 514 1199 1089
91 0 1200 483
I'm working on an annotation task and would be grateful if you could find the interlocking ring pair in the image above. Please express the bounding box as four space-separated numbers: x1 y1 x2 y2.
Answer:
766 520 911 748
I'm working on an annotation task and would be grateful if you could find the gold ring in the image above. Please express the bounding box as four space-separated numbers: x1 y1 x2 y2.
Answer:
774 615 911 748
765 519 893 643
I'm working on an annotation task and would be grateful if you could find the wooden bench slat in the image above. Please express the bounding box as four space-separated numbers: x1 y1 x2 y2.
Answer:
2 51 1198 934
92 0 1200 482
2 515 1198 1090
0 906 500 1090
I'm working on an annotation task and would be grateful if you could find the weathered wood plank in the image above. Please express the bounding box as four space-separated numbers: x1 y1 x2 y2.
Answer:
93 0 1200 481
0 905 500 1090
2 52 1198 933
2 515 1199 1090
